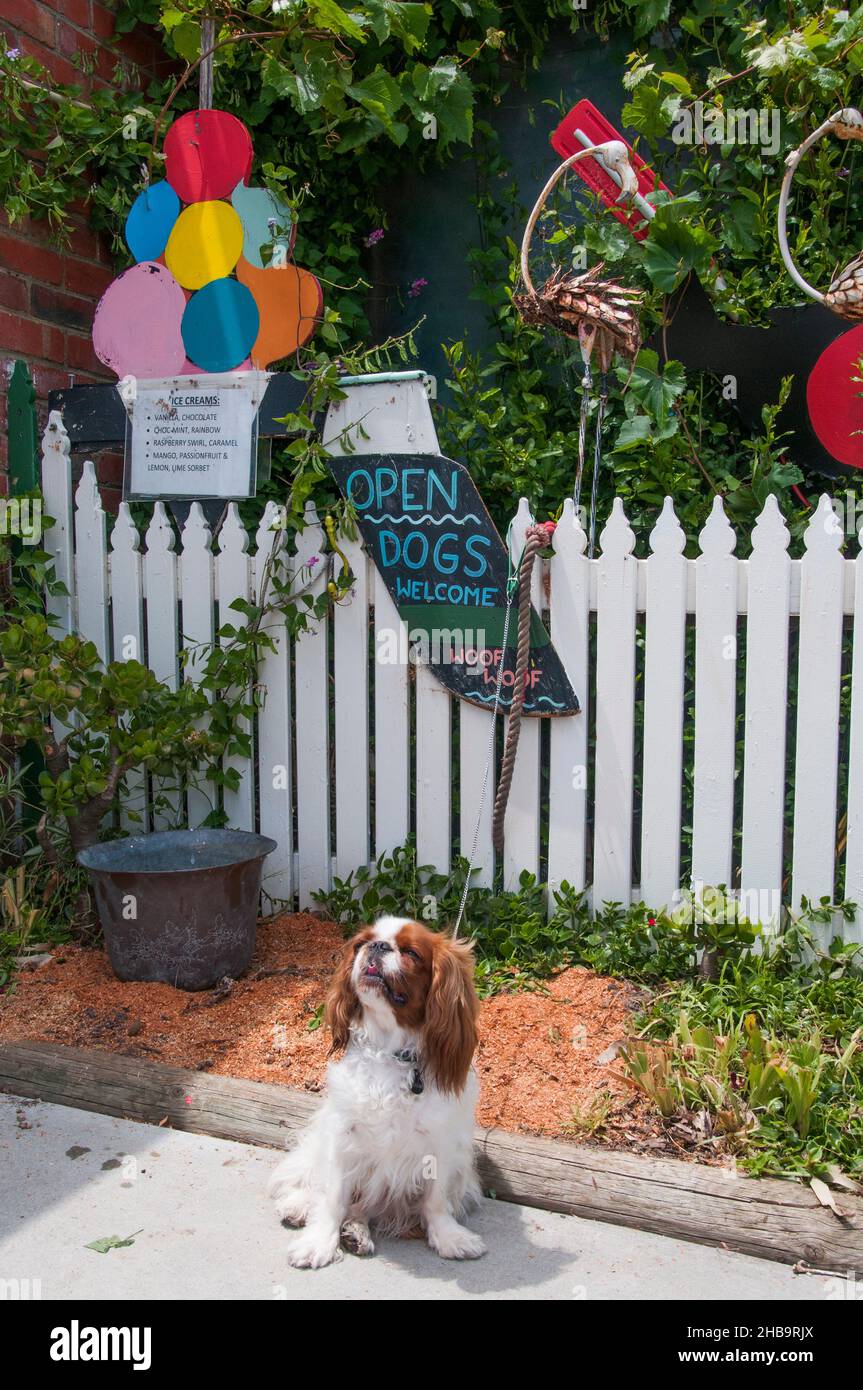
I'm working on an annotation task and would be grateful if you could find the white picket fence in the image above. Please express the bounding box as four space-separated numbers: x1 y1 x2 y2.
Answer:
39 393 863 940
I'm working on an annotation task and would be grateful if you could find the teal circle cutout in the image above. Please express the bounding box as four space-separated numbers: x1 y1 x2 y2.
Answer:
181 278 260 373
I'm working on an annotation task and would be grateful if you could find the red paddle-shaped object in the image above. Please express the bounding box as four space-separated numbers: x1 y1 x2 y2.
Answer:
551 99 670 240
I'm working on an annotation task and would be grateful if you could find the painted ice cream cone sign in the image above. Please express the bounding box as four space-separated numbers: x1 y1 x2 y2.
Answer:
92 108 322 380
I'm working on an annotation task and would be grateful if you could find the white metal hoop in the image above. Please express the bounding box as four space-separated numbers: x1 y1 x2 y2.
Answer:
777 107 863 305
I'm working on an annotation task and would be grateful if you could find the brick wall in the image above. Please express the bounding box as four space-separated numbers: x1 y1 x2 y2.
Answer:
0 3 175 505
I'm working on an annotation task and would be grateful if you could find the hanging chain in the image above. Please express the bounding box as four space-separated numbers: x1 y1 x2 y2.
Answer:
588 374 608 560
452 539 518 939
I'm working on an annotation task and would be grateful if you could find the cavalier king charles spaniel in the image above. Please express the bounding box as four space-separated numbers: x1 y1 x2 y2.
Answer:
269 916 485 1268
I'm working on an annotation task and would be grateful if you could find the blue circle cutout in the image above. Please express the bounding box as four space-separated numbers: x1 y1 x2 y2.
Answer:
181 277 259 373
125 180 181 263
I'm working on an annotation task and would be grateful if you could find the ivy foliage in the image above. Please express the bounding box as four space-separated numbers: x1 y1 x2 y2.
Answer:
4 1 863 545
442 0 863 546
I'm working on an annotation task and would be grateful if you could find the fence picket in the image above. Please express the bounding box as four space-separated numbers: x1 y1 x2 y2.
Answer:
548 499 589 901
74 461 109 661
692 497 737 890
741 497 791 925
593 499 637 908
844 517 863 945
110 504 147 832
143 502 181 827
333 537 370 879
458 701 495 888
41 411 74 636
180 504 216 829
255 504 292 907
217 503 254 832
503 499 541 888
792 496 845 937
292 502 330 908
641 497 687 909
373 567 410 856
416 662 452 874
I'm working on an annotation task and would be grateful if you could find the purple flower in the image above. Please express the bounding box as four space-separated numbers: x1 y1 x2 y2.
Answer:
364 228 385 248
407 277 428 298
6 47 20 60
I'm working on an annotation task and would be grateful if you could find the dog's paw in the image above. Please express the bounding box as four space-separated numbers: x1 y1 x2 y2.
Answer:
340 1218 375 1257
284 1226 342 1269
428 1223 486 1261
273 1190 309 1228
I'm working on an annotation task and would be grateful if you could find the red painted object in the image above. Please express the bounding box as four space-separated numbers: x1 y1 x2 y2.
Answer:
550 99 670 241
164 109 254 205
805 324 863 470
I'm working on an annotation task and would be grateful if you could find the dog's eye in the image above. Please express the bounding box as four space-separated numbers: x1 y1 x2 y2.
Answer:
402 947 420 961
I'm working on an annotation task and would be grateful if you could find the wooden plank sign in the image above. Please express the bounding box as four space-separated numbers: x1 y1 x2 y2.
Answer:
327 452 579 716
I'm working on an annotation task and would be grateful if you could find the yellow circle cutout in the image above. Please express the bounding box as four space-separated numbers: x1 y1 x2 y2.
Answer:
165 201 243 291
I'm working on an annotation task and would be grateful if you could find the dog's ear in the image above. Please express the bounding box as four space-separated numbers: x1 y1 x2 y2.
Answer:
422 934 479 1093
325 927 371 1052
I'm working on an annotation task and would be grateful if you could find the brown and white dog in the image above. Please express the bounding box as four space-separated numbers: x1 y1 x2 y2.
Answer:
269 916 485 1268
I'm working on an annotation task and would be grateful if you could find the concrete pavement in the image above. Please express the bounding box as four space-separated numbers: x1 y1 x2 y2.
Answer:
0 1093 832 1301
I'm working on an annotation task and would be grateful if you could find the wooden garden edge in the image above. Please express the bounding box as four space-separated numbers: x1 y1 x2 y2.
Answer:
1 1040 861 1274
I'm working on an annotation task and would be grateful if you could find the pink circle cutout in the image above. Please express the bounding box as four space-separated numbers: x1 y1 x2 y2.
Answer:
92 262 187 379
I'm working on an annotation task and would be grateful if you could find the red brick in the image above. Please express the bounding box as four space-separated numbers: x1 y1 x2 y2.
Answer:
98 452 123 486
29 365 72 397
30 283 92 332
18 35 79 87
114 31 160 70
0 311 43 356
91 3 116 41
2 0 55 46
0 277 28 312
60 0 91 29
64 257 113 298
94 43 123 86
59 22 96 61
66 223 110 264
42 324 65 363
0 230 64 285
65 331 101 373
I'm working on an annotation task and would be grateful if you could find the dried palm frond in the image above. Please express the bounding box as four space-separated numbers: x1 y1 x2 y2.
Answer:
516 143 645 374
825 250 863 320
514 263 643 370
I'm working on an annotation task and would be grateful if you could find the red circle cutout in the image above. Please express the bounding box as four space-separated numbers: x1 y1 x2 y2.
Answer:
806 324 863 470
164 109 253 205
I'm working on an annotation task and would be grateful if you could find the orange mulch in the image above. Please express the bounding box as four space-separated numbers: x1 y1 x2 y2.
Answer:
0 912 669 1152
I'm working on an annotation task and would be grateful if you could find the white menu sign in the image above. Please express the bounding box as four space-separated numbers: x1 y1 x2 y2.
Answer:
122 372 270 499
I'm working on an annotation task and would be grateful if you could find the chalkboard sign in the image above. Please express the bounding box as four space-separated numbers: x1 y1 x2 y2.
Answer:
327 452 579 717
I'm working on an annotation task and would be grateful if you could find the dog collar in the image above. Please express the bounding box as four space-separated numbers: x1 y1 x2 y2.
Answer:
394 1048 424 1095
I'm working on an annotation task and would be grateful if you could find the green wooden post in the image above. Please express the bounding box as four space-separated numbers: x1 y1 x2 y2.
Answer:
4 360 43 829
7 360 38 495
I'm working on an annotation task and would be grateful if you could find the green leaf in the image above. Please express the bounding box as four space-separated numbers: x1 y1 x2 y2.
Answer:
642 200 718 292
614 415 652 451
622 0 672 41
85 1231 141 1254
307 0 367 42
171 20 201 63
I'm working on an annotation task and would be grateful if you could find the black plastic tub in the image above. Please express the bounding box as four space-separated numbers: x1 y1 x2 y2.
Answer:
77 829 277 990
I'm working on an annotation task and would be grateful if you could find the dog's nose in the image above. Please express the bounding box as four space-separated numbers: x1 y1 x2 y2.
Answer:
367 940 392 955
